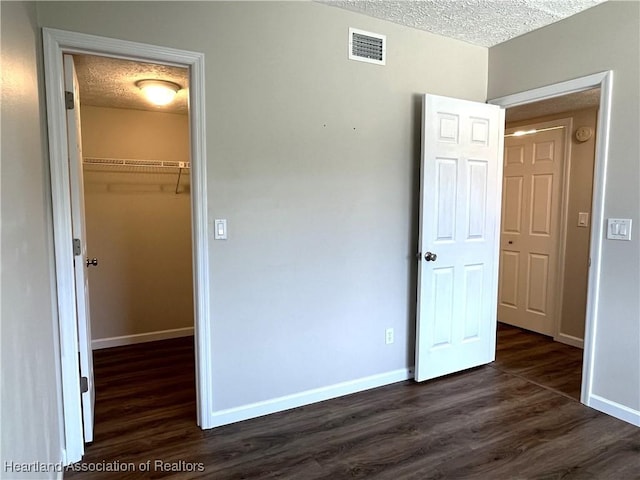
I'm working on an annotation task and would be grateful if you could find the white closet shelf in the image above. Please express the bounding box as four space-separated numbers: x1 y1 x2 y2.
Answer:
83 156 190 169
83 157 190 194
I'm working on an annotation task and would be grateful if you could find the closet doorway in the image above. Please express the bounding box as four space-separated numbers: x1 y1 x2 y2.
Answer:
44 28 211 462
74 53 196 428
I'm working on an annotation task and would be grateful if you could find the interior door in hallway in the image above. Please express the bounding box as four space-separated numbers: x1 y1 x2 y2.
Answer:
415 94 504 382
498 121 568 336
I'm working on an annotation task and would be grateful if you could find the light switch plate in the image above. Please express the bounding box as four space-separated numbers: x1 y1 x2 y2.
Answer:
607 218 632 241
214 219 227 240
578 212 590 227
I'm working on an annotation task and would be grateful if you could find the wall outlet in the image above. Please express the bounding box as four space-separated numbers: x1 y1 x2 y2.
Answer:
385 327 394 345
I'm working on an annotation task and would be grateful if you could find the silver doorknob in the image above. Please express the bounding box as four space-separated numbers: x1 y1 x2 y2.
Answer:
424 252 437 262
86 257 98 267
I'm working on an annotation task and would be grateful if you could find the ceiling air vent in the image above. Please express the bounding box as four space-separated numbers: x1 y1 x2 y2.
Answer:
349 28 386 65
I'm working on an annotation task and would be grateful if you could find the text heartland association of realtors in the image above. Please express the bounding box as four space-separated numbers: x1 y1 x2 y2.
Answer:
4 460 206 473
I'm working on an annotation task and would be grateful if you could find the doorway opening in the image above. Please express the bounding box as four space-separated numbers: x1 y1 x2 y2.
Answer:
77 54 193 350
492 85 603 401
43 28 212 465
74 52 198 438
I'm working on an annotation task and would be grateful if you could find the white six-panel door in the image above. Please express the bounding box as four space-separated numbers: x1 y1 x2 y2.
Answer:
415 94 504 382
64 54 95 443
498 121 568 336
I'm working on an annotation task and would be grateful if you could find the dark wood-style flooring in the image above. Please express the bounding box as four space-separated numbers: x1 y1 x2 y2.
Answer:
66 325 639 479
493 323 584 400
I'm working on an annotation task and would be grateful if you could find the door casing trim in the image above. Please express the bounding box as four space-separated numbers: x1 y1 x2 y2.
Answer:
42 27 213 464
489 70 613 409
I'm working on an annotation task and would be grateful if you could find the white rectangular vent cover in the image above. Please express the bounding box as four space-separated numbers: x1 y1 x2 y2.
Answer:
349 28 386 65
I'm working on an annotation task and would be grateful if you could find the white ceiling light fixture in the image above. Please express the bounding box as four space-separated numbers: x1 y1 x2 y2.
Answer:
135 79 181 106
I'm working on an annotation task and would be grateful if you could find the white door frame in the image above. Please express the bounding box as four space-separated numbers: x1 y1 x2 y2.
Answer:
42 28 213 465
489 70 613 409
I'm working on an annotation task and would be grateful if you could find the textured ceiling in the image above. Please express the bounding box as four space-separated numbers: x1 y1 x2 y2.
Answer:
73 54 189 114
321 0 606 47
74 2 604 114
506 88 600 123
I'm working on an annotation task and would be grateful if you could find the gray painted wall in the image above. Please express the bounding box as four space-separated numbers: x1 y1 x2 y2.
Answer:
490 1 640 411
35 1 487 410
0 2 63 478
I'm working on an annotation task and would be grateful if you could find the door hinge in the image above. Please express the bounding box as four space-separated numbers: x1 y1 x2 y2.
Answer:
65 91 74 110
73 238 81 256
80 376 88 393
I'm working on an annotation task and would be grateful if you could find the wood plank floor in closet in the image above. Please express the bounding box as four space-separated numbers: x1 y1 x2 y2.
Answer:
65 325 639 479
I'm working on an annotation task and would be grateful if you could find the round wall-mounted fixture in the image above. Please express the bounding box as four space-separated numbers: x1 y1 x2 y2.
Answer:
575 126 593 142
135 79 181 106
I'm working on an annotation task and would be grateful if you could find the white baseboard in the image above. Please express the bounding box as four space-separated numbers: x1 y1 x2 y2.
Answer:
210 368 414 427
588 394 640 427
92 327 194 350
554 332 584 349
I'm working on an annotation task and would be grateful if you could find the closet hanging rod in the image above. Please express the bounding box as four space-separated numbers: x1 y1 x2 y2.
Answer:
83 156 190 169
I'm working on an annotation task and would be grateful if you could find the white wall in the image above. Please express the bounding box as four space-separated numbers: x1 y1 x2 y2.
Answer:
0 2 63 477
36 1 488 414
490 1 640 415
81 106 193 345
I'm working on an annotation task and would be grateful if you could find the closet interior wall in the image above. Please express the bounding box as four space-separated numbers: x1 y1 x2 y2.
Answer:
81 105 194 348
